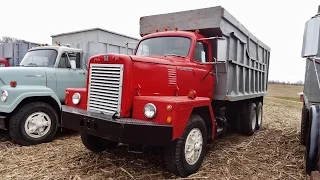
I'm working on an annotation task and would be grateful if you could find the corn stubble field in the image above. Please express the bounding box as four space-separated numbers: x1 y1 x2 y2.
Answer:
0 84 307 180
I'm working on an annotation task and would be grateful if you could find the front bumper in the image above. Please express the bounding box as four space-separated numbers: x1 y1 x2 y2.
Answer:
61 106 173 146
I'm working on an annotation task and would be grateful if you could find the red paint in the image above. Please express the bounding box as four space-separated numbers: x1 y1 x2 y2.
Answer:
0 58 9 67
65 30 217 139
132 96 215 140
65 88 87 110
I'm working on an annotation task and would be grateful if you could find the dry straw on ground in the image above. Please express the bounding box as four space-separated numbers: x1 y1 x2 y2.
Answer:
0 84 308 180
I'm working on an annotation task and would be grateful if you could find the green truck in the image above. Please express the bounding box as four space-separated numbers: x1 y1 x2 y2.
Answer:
0 45 87 145
0 28 140 146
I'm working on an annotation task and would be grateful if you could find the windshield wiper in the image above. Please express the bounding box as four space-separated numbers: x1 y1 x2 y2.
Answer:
164 54 186 58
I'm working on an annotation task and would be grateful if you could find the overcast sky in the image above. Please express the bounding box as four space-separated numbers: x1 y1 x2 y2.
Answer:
0 0 319 82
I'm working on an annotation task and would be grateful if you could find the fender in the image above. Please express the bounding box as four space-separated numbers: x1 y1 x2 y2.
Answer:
132 96 215 140
0 85 61 113
306 105 320 175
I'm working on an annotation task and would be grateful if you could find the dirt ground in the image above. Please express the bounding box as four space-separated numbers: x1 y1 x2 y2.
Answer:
0 84 308 180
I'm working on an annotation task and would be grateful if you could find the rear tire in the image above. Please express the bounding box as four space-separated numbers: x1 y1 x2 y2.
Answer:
301 103 309 146
81 133 118 152
256 102 263 130
241 102 257 136
164 114 207 177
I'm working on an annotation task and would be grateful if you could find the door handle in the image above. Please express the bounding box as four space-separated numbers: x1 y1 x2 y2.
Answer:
79 72 85 75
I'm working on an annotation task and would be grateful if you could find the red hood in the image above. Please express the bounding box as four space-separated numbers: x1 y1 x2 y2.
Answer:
129 55 185 65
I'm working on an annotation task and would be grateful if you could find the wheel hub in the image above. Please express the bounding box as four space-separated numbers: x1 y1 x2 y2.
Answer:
24 112 51 138
184 128 203 165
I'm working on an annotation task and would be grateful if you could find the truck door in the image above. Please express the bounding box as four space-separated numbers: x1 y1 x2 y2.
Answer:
190 41 214 99
55 52 87 102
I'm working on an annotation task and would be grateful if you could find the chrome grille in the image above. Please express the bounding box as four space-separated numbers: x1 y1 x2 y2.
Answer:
87 64 124 115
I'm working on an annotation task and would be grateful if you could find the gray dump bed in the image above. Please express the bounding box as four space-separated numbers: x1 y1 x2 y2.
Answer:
140 6 271 101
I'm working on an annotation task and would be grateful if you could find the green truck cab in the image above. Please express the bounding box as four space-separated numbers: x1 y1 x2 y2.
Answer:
0 45 87 145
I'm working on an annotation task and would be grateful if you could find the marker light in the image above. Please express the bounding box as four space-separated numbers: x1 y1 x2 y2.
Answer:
10 81 17 87
187 90 197 99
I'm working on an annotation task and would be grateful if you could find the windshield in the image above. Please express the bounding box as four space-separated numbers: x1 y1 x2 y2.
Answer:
136 36 191 57
20 49 57 67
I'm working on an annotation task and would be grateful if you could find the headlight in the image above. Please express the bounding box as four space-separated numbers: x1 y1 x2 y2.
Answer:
1 90 8 102
144 103 157 119
72 93 81 105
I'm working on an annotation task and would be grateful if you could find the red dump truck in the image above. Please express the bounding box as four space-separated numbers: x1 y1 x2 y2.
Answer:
60 6 271 177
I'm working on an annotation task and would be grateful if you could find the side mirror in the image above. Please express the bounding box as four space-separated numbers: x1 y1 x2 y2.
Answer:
301 16 320 57
70 60 76 69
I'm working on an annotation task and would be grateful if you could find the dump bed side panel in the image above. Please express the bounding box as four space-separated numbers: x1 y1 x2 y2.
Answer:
140 6 271 101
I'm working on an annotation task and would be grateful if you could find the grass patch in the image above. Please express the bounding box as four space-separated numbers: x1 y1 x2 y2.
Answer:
272 96 301 102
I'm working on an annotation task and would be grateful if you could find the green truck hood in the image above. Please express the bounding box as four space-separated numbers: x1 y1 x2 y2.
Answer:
0 67 46 86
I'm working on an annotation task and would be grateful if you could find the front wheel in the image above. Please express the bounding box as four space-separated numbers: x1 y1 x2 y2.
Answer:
301 103 309 146
9 102 59 146
165 114 207 177
306 105 320 175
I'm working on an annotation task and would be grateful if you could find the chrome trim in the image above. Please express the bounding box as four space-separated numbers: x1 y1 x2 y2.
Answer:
87 64 124 115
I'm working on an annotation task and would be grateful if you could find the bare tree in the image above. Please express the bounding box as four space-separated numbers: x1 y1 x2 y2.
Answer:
0 36 22 45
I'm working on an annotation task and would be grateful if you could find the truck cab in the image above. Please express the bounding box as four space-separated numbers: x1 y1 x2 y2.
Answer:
0 44 87 146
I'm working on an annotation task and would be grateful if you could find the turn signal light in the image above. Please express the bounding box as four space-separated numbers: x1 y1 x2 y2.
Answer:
187 90 197 99
10 81 17 87
167 116 172 124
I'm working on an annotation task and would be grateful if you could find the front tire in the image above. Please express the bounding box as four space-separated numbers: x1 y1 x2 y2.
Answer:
306 105 320 175
165 114 207 177
301 103 309 146
81 133 118 152
9 102 59 146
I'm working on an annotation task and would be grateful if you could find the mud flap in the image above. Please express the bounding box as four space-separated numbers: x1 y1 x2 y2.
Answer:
306 105 320 175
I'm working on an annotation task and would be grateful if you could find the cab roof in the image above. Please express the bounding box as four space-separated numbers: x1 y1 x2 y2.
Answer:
29 46 82 52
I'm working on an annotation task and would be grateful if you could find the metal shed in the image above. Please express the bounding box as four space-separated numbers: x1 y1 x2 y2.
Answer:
0 41 39 66
51 28 140 63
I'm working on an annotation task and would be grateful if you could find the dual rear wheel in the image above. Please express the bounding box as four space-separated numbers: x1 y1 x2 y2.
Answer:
241 101 263 136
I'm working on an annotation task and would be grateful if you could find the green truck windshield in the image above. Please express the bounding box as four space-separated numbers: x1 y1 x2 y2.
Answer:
20 49 58 67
